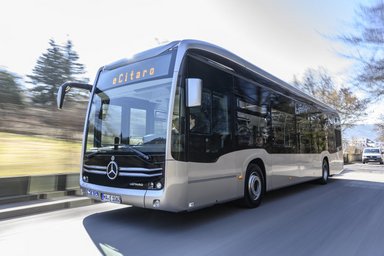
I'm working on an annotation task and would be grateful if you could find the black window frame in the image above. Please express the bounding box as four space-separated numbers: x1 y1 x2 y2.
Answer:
171 49 342 162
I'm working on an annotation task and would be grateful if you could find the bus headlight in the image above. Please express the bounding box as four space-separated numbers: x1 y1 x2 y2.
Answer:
155 182 163 189
147 180 163 190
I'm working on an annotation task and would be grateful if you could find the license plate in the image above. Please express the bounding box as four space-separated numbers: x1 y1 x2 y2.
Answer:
101 193 121 204
86 189 100 199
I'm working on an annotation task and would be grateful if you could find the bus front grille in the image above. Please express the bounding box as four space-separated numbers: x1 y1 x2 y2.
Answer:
82 165 164 189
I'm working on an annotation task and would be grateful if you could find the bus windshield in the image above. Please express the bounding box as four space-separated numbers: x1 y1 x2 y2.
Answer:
86 77 172 156
85 52 175 157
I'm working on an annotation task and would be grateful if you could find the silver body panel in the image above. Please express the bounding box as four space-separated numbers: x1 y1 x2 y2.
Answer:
79 39 343 212
80 149 343 212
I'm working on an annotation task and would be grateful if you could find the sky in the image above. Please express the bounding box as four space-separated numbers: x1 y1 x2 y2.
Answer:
0 0 381 123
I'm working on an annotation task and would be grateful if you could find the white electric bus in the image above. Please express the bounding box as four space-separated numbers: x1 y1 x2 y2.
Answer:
57 40 343 212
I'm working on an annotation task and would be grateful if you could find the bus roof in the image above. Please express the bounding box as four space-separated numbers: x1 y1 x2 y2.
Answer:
104 39 338 114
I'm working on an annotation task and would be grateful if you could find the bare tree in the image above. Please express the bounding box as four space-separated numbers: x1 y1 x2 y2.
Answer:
293 68 368 130
375 115 384 141
340 0 384 98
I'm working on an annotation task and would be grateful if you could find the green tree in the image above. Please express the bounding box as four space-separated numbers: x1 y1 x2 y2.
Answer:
62 40 89 83
27 39 88 105
293 68 368 130
0 68 24 107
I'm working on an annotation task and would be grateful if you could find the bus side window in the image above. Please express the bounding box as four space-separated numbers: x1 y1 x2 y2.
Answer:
186 55 232 162
270 93 296 153
235 78 271 149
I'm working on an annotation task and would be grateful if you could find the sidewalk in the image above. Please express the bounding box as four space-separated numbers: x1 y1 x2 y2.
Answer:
333 167 384 183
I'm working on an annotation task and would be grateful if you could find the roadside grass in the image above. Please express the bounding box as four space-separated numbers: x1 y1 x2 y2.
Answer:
0 132 82 177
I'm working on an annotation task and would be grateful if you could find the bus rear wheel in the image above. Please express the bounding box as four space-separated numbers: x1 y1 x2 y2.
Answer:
242 163 265 208
319 159 329 185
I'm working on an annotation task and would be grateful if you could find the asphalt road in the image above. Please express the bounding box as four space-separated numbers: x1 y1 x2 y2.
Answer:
1 163 384 256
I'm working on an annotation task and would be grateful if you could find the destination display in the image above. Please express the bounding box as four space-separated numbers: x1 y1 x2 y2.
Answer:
97 53 173 90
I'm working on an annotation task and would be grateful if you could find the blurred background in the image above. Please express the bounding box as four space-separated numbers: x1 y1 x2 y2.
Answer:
0 39 88 177
1 0 384 178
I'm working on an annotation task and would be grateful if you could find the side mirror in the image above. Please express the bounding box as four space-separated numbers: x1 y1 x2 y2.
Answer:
186 78 202 107
57 82 93 109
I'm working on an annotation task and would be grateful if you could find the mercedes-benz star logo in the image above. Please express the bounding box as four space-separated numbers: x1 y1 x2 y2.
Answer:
106 157 119 180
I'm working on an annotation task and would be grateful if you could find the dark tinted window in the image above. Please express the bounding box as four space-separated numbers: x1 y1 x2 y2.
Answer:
171 85 186 160
335 115 342 150
171 51 342 160
310 113 328 153
235 78 271 149
296 102 313 153
271 94 296 153
186 56 233 162
364 148 380 153
327 113 342 153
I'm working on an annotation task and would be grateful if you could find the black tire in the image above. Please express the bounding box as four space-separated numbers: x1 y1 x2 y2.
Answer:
319 159 329 185
242 163 265 208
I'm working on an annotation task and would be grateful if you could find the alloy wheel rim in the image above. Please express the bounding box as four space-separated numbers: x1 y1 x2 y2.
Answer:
248 172 261 200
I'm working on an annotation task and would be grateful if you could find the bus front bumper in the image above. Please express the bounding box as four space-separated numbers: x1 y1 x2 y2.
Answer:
80 181 187 212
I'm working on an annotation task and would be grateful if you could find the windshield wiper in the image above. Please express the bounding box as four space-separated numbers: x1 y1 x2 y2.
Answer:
86 144 150 161
86 146 112 159
87 144 150 160
117 144 151 161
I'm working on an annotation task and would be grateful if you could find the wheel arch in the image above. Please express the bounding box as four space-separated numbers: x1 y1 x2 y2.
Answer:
247 158 266 190
323 156 329 166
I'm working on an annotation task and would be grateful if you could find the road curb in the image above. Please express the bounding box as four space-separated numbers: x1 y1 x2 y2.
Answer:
0 196 97 221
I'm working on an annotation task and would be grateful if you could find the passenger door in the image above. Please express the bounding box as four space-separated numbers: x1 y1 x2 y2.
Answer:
185 55 238 207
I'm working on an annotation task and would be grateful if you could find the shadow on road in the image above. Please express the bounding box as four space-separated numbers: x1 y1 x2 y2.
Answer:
82 180 327 255
83 178 384 256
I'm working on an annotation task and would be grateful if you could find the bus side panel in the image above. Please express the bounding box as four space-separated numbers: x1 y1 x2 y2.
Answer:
329 150 344 175
269 153 304 189
186 152 241 210
144 160 189 212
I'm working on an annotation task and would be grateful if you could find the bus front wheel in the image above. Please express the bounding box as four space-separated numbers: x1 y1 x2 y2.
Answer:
242 163 265 208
